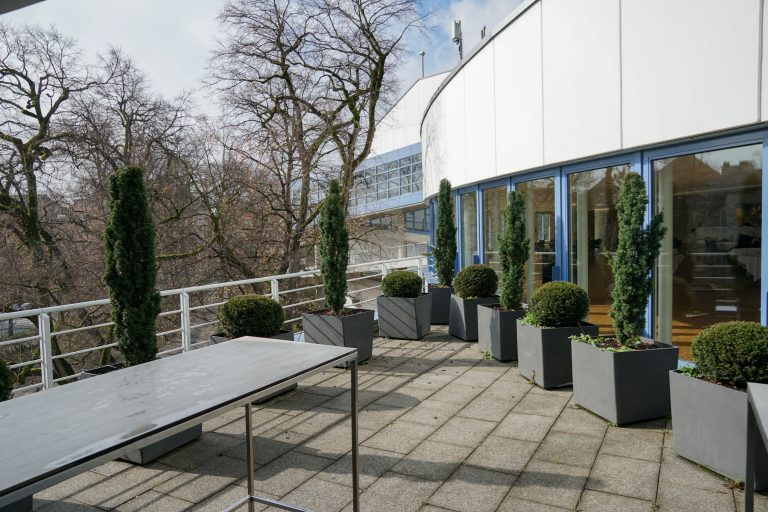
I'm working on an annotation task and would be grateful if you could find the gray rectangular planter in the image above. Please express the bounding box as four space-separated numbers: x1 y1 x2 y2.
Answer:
377 294 432 340
517 321 599 389
428 285 453 324
0 495 31 512
210 329 294 344
302 308 374 363
670 371 768 489
477 304 524 362
449 295 499 341
572 338 678 425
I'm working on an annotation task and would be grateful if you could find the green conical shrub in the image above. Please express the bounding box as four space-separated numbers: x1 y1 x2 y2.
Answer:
320 180 348 314
498 191 528 310
103 167 160 366
433 179 457 287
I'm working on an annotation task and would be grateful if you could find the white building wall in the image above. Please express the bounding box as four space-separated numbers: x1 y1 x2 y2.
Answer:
422 0 765 198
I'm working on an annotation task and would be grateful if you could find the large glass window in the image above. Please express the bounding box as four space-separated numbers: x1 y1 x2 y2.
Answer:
569 165 630 333
517 177 556 301
460 191 478 267
483 186 508 271
654 144 762 359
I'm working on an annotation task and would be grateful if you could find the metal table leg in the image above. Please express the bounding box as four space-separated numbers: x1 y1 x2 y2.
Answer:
746 403 757 512
351 358 360 512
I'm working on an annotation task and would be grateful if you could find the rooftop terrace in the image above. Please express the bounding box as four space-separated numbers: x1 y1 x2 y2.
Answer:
29 327 768 512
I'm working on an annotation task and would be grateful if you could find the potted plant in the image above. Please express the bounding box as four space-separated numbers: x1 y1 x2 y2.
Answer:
448 264 498 341
0 358 32 512
477 190 528 361
377 270 431 340
102 166 201 464
517 281 598 388
303 180 374 362
670 321 768 488
429 179 457 324
210 294 293 344
570 172 677 425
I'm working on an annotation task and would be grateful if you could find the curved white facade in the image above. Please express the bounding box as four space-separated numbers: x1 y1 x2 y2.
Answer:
422 0 767 198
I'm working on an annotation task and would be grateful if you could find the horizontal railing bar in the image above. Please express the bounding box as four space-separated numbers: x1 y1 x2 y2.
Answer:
347 273 383 283
52 343 118 360
156 328 182 337
189 301 225 312
284 297 325 309
157 346 183 357
0 334 40 347
52 322 114 338
11 383 43 396
278 283 324 295
158 309 182 318
9 359 41 370
350 284 382 294
189 320 219 330
53 373 82 384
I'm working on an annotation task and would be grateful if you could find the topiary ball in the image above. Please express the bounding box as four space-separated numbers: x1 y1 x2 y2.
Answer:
528 281 589 327
692 321 768 389
0 358 12 402
382 270 423 298
453 264 498 299
219 294 285 338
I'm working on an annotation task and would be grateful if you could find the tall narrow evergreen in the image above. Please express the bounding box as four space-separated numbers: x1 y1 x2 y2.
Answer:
0 358 12 401
498 191 529 310
433 179 457 287
609 173 666 345
320 180 348 314
103 167 160 366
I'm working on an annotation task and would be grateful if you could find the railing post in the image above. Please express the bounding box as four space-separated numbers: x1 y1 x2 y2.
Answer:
180 292 192 352
271 279 280 302
38 313 54 390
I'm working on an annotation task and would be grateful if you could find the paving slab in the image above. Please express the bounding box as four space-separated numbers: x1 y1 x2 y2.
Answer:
586 453 660 501
493 412 556 443
550 405 609 439
315 446 402 489
363 420 438 454
656 481 735 512
465 435 537 475
71 464 181 509
247 450 333 497
600 426 664 462
577 490 655 512
341 472 441 512
506 459 590 510
281 476 353 512
428 465 515 512
428 416 497 447
391 440 474 481
113 490 191 512
533 431 602 469
497 496 569 511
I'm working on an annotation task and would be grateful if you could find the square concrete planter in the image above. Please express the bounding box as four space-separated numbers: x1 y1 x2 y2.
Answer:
572 338 678 425
428 285 453 324
303 308 374 362
517 321 599 389
449 295 499 341
477 304 524 362
80 364 202 464
210 329 294 345
0 495 32 512
670 370 768 489
377 294 432 340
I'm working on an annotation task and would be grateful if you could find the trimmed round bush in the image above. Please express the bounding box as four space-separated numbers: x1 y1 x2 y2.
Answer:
219 294 285 338
0 358 12 402
453 264 498 299
528 281 589 327
382 270 422 298
692 321 768 389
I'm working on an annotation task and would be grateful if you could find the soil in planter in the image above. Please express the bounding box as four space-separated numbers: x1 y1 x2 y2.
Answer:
583 336 659 351
315 308 364 317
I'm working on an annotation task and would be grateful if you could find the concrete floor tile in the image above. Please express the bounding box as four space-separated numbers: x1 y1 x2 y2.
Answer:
507 459 589 510
465 435 537 475
428 416 496 447
429 382 484 407
735 488 768 512
494 412 556 443
35 471 108 503
281 407 349 436
342 472 441 512
586 453 660 501
296 419 376 460
187 485 275 512
514 393 570 418
428 465 515 512
363 420 438 454
550 405 609 439
224 429 311 465
113 490 192 512
90 461 132 477
155 455 246 503
248 450 333 497
391 440 473 480
534 431 602 469
159 432 243 471
600 426 663 462
656 482 735 512
357 402 407 431
34 498 102 512
72 464 181 509
316 446 402 489
457 395 518 423
577 490 654 512
660 446 732 493
398 399 463 427
497 497 569 511
281 477 352 512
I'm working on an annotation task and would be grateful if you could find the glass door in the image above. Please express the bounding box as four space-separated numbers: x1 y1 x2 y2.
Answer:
568 165 629 333
516 177 556 302
483 186 508 271
653 144 762 359
460 191 478 268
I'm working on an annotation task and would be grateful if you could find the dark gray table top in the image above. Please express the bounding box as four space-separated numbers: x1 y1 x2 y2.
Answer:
0 338 356 499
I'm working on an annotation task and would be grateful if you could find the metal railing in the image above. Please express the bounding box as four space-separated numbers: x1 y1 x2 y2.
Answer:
0 255 431 397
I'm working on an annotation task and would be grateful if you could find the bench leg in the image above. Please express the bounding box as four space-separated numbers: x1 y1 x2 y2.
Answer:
351 359 360 512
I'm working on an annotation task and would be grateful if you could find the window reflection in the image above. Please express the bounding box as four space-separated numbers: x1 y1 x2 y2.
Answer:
483 186 508 271
517 177 556 302
461 191 478 267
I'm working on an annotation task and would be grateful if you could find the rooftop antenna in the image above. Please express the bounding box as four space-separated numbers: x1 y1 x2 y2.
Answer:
419 50 425 78
481 26 486 39
452 20 463 60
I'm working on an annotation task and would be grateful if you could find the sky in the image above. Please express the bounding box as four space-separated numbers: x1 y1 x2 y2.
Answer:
4 0 523 106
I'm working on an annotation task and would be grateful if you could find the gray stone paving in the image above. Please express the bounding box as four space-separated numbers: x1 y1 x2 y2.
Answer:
31 326 768 511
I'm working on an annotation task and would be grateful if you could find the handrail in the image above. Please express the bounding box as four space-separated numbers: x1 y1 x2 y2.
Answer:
0 255 433 395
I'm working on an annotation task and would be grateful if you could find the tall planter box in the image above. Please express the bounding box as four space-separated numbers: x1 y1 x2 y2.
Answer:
449 295 498 341
303 308 374 363
670 371 768 489
477 305 524 361
377 294 432 340
518 321 598 389
571 339 678 425
428 285 453 325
